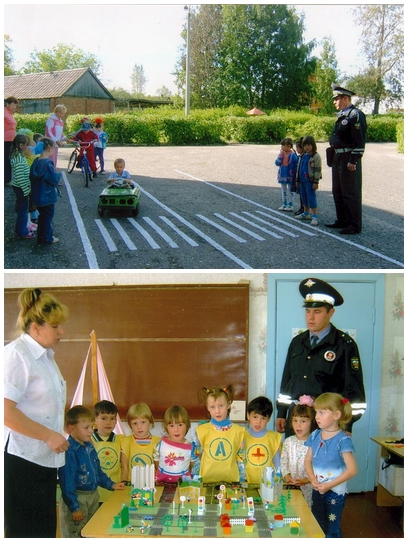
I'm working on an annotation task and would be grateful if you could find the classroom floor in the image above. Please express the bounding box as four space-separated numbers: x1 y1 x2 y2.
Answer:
56 490 404 538
341 491 404 538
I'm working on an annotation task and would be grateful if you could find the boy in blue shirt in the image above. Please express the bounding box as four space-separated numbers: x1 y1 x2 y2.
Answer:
59 405 124 537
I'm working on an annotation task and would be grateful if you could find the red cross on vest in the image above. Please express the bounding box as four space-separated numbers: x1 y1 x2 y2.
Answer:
252 447 266 460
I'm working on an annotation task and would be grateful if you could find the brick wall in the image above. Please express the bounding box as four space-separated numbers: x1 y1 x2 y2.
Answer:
50 97 115 115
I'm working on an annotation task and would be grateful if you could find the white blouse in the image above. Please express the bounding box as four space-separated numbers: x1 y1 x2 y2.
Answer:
4 333 67 468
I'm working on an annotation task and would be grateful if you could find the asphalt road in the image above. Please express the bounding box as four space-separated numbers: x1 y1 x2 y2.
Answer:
4 142 404 270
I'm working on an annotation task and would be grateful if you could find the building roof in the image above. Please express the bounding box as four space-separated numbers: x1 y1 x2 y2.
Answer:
4 68 114 100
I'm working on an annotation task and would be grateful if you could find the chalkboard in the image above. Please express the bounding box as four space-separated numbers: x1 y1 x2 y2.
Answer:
4 284 249 420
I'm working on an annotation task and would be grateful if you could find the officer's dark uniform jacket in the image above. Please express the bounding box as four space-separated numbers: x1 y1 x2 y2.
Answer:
277 323 366 431
329 105 367 165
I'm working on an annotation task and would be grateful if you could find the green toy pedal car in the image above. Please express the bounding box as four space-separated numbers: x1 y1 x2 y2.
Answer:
97 180 141 217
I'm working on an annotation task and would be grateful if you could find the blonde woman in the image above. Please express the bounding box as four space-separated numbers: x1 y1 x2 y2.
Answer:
45 104 69 169
4 288 69 537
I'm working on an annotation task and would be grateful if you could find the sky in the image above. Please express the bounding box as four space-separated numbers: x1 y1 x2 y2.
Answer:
5 3 369 96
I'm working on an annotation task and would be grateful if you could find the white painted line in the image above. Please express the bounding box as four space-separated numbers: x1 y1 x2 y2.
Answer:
242 212 299 237
158 216 199 247
110 219 137 250
128 218 161 249
62 171 99 268
139 187 252 269
94 220 118 252
255 210 318 236
229 212 283 239
214 213 266 241
175 169 403 268
142 216 179 248
196 214 247 243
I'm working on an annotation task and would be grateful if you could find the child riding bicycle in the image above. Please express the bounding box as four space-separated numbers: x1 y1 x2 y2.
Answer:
71 122 99 178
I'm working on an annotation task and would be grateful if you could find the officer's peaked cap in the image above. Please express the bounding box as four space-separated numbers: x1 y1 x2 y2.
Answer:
332 83 356 99
299 277 344 308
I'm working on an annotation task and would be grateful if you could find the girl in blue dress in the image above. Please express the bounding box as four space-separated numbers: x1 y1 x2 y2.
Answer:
304 393 357 538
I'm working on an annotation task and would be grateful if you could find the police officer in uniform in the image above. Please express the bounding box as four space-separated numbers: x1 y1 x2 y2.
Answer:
276 277 366 438
326 84 367 234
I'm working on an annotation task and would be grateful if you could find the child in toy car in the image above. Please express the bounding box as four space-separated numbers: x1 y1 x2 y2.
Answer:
97 158 141 217
107 158 137 187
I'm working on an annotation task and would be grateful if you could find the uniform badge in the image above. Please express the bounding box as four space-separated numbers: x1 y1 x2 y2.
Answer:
324 350 336 362
351 357 360 370
342 119 348 125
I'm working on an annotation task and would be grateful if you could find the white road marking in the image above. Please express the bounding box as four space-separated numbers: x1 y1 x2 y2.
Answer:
128 218 161 249
213 213 265 241
142 217 179 248
196 214 247 243
254 211 317 236
94 220 118 252
62 171 99 268
229 212 283 239
110 219 137 250
139 187 252 269
241 212 299 237
175 169 404 268
158 216 199 247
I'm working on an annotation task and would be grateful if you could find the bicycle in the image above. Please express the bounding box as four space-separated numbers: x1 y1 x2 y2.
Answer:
67 142 94 187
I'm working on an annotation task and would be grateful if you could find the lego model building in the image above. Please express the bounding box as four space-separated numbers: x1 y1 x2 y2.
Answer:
130 464 155 507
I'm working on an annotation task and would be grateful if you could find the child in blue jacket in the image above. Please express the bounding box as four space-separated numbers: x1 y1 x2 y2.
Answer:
59 406 124 537
29 137 61 244
275 137 299 211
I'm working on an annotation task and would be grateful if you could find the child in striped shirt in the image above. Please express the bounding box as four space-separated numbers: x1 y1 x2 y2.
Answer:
10 133 35 239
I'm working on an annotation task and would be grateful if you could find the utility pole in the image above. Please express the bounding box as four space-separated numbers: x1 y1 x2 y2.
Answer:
184 5 191 115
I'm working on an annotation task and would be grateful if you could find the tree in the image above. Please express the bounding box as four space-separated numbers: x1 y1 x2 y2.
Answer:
350 5 404 114
312 37 341 115
156 86 172 99
109 87 133 100
173 5 224 108
4 34 16 75
130 64 147 95
22 43 101 75
188 5 224 108
175 4 316 109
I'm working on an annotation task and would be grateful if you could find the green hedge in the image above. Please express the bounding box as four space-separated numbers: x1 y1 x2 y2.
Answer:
14 109 403 146
396 121 404 153
220 116 287 143
365 116 401 143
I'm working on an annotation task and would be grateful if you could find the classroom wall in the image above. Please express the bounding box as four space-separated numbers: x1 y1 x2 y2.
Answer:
379 273 404 437
3 272 268 414
3 271 403 436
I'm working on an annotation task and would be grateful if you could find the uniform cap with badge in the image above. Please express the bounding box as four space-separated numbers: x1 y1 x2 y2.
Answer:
299 277 344 307
332 83 356 100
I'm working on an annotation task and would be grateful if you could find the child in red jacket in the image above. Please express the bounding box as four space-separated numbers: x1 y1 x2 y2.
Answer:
72 122 99 177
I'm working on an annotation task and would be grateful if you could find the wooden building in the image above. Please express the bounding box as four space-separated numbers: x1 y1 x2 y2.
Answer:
115 97 174 111
4 67 115 115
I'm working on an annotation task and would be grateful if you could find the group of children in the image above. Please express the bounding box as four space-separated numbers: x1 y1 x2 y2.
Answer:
59 388 356 537
9 114 139 246
10 130 62 243
275 135 322 226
